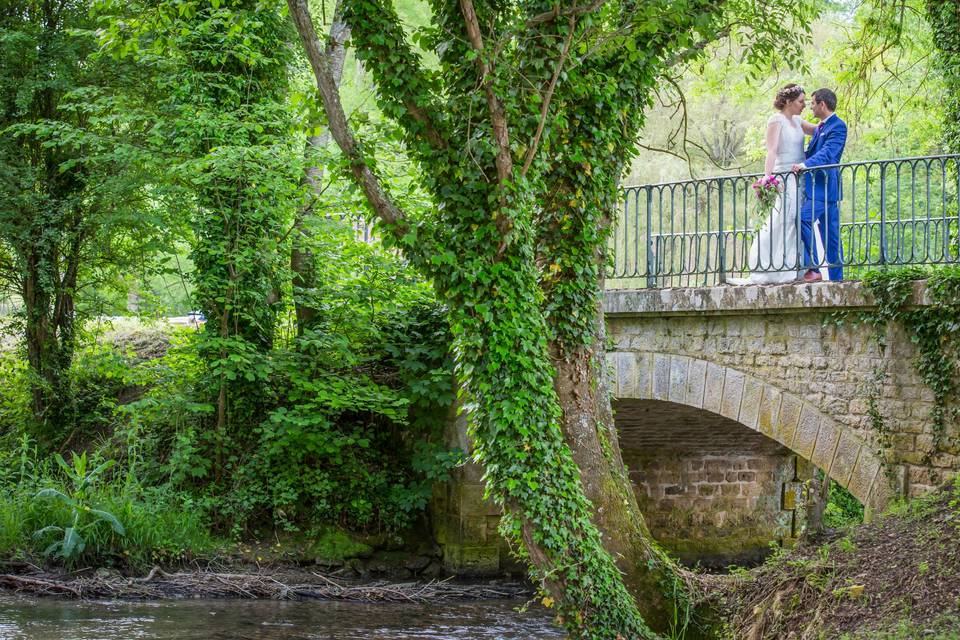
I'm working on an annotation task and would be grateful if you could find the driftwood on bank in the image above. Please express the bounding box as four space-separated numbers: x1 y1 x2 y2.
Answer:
0 567 531 602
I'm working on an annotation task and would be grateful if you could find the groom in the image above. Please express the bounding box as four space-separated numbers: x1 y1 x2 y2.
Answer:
792 88 847 282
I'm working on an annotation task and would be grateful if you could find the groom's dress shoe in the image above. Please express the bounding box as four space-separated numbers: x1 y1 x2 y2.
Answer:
802 269 823 283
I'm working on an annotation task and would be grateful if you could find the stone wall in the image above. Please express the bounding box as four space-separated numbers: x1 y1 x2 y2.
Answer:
430 410 519 577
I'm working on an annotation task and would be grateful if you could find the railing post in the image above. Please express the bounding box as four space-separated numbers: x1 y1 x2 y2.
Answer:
645 187 655 288
879 163 889 264
717 180 726 284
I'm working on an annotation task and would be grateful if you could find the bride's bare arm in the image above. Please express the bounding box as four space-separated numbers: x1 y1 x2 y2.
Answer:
799 119 817 135
764 119 782 177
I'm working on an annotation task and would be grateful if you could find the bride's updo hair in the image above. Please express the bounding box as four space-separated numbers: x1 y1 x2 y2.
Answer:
774 83 804 110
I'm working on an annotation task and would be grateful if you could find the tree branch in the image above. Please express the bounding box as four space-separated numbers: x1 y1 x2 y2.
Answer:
521 15 576 177
287 0 407 233
303 1 350 208
460 0 514 190
345 0 450 152
665 24 732 68
524 0 606 28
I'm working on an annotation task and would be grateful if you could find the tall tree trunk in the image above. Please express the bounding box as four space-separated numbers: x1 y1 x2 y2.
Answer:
22 247 78 449
536 157 698 632
550 322 684 632
292 4 350 335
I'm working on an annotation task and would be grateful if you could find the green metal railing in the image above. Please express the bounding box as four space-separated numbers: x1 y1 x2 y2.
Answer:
608 154 960 288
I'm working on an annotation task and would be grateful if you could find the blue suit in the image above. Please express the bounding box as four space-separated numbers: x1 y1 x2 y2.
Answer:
800 114 847 281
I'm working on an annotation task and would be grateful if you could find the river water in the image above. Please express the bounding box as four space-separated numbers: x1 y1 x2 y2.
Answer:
0 597 563 639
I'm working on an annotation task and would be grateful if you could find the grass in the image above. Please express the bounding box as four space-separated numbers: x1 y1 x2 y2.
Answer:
0 447 220 571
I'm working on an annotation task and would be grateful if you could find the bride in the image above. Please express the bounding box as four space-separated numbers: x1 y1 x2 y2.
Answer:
730 84 827 285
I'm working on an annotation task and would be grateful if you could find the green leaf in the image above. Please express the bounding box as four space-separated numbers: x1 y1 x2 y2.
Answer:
89 509 126 536
35 488 77 509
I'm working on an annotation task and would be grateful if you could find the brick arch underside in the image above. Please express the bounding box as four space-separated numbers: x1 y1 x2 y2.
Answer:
608 352 896 511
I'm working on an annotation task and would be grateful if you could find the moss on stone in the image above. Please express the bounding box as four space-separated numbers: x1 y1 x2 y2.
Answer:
309 529 373 563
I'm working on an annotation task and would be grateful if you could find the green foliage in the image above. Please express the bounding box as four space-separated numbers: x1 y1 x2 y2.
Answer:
0 1 171 446
91 0 303 478
823 482 864 529
98 223 457 537
0 436 215 569
33 452 125 562
308 528 373 563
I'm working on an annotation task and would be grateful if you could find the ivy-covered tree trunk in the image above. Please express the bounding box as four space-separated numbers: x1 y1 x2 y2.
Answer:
549 328 688 630
289 4 662 636
0 0 93 448
22 244 79 446
100 0 299 480
291 0 814 634
926 0 960 151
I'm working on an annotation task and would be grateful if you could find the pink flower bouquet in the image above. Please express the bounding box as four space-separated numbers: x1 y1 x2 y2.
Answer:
751 175 781 228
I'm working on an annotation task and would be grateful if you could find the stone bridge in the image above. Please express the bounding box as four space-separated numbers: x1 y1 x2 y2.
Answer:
606 280 956 565
433 281 958 574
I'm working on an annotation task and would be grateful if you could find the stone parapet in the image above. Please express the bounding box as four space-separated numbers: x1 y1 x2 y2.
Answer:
604 280 930 318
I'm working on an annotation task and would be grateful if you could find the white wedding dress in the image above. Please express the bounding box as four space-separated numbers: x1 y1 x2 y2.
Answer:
729 113 829 285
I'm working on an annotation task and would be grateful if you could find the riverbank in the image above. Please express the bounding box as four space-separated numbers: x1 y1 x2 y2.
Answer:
718 478 960 639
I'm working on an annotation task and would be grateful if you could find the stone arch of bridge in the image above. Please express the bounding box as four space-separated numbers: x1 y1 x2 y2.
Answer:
608 352 896 512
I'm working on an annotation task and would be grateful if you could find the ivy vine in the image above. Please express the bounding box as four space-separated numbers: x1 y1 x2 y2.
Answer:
854 266 960 465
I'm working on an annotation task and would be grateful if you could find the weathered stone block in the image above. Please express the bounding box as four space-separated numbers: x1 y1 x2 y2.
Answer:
455 461 486 484
703 362 725 414
653 353 671 400
669 355 690 404
720 369 745 421
442 545 501 577
811 418 841 474
739 376 763 430
792 405 821 458
771 393 802 448
686 358 708 408
459 515 489 543
757 386 782 437
830 431 862 487
847 453 881 508
636 352 653 399
615 351 637 398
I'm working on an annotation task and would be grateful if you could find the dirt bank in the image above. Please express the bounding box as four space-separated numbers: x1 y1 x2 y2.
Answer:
719 479 960 639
